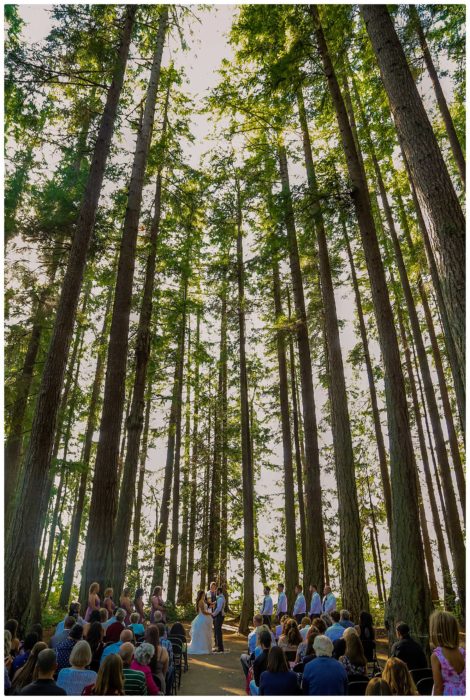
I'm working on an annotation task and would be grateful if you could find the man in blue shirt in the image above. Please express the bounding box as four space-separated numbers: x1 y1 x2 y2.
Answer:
339 610 355 629
240 615 263 677
309 584 322 620
322 585 337 613
100 629 133 665
276 583 287 623
292 584 306 624
302 635 348 695
325 611 346 642
260 586 273 627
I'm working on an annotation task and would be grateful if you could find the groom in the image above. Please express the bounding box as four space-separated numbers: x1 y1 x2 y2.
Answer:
211 587 225 653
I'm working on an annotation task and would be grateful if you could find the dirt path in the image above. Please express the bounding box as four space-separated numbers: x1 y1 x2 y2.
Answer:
179 623 247 696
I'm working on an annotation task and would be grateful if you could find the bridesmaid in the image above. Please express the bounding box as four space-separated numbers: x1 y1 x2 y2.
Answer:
120 588 133 625
103 588 115 617
134 588 145 623
85 582 100 622
150 586 166 624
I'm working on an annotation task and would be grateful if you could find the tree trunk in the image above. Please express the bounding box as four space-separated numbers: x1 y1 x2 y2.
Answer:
398 154 465 433
278 144 324 595
153 287 187 591
219 303 229 598
272 259 298 611
199 387 212 592
369 528 383 602
59 279 114 610
81 8 168 595
167 283 188 603
298 88 369 619
408 5 465 186
361 4 465 391
4 6 136 627
310 5 432 643
177 328 191 604
111 84 169 593
237 179 255 636
129 393 152 587
185 310 201 601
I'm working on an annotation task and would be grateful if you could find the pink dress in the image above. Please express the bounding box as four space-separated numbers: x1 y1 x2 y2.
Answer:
433 647 466 696
84 595 100 622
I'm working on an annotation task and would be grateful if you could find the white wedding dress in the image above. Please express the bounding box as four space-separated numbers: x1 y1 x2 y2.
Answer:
187 602 213 654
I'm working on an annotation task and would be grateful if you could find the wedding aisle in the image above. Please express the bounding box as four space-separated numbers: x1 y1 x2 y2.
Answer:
180 624 247 696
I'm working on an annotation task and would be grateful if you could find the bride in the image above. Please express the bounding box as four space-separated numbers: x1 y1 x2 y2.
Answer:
187 590 213 654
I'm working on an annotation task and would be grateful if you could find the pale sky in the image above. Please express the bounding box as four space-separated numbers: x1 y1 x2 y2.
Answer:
11 4 461 607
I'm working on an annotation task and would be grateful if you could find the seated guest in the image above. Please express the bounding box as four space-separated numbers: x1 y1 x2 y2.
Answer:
82 653 124 695
339 610 355 629
99 608 109 628
275 615 288 641
86 622 104 672
254 625 276 658
382 657 418 695
313 618 327 634
249 630 272 696
5 631 12 694
5 620 20 656
50 616 75 649
131 642 160 695
128 613 145 639
56 640 96 695
55 604 85 636
357 611 376 662
56 624 83 671
11 642 47 692
259 646 300 695
241 615 263 678
278 619 302 653
366 678 392 695
30 624 44 643
325 611 345 642
83 610 102 639
391 621 427 671
301 635 348 696
18 649 66 696
10 632 39 677
299 617 311 640
339 630 368 677
320 613 333 630
145 624 169 693
155 623 173 667
170 622 186 640
296 625 320 664
429 610 465 696
301 632 319 669
333 625 357 660
104 609 126 643
119 642 147 696
100 629 133 665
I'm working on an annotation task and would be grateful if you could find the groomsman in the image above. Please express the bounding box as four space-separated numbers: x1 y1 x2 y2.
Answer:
260 586 273 627
207 581 217 611
292 584 306 624
322 585 336 613
276 583 287 623
309 584 322 620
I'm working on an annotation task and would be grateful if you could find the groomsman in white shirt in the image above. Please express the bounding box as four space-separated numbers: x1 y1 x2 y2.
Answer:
276 583 287 623
260 586 273 627
309 584 322 620
292 584 306 624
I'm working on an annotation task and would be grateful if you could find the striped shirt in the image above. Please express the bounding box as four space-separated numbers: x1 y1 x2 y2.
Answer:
123 668 147 695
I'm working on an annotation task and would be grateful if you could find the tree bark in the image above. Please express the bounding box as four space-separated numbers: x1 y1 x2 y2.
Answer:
408 5 465 186
129 393 151 587
237 178 256 636
298 88 369 619
272 259 299 611
278 144 324 595
310 5 432 643
361 4 465 391
177 328 192 604
4 6 136 626
369 528 383 602
111 83 169 593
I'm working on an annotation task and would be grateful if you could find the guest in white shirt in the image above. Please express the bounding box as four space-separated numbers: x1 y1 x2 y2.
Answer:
309 584 322 620
322 585 337 614
299 616 311 640
260 586 273 627
292 584 307 624
276 583 288 623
